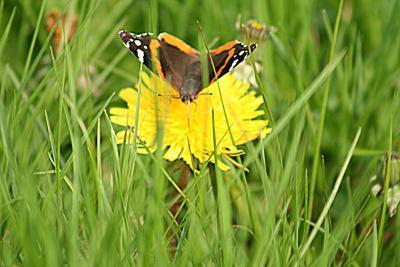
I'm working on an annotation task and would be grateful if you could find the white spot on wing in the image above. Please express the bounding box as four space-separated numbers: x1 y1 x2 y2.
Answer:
124 41 130 48
134 39 142 46
137 49 145 63
229 59 239 72
143 45 148 49
239 50 245 56
158 32 168 40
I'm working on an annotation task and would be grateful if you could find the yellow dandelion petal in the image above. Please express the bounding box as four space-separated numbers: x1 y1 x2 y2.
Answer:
110 72 271 171
119 88 138 106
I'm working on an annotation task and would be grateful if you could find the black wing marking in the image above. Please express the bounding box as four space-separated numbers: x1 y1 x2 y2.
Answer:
209 41 256 83
119 30 154 71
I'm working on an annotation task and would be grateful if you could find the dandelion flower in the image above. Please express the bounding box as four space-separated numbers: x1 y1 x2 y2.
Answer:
233 19 276 88
110 72 271 171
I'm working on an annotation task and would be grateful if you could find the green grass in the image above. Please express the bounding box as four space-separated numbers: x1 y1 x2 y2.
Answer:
1 0 400 266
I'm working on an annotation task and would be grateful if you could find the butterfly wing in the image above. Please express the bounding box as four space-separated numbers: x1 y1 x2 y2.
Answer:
119 31 201 92
208 41 256 83
119 30 155 71
157 33 200 91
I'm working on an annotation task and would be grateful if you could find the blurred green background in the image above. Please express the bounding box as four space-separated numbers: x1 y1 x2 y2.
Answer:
1 0 399 266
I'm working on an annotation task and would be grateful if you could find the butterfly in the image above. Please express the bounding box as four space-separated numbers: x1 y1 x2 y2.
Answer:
119 30 256 103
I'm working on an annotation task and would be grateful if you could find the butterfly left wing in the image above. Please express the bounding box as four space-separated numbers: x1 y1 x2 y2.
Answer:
119 30 175 84
119 30 155 70
119 30 201 94
208 41 256 83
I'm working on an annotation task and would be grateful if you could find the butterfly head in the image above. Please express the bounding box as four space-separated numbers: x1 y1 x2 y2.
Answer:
180 77 203 103
181 94 197 104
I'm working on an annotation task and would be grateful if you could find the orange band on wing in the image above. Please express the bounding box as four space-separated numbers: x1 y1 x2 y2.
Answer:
211 41 237 55
210 48 235 83
158 33 199 55
149 40 165 80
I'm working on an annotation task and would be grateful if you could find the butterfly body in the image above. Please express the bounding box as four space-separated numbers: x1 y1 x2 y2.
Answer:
119 30 256 103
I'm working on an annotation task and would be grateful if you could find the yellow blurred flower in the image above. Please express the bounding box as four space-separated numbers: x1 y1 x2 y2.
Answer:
110 72 271 171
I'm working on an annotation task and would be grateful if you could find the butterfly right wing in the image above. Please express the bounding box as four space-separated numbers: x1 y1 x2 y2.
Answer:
208 41 256 84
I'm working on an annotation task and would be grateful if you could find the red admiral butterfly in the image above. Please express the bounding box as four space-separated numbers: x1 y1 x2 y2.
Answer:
119 30 256 103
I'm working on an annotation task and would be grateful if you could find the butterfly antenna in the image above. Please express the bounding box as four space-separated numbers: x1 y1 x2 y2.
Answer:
155 93 180 98
198 92 213 96
186 102 191 131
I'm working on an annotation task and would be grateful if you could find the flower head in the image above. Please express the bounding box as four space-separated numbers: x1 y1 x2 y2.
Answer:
110 72 271 170
233 19 276 88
